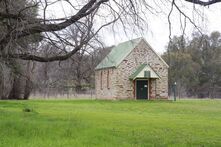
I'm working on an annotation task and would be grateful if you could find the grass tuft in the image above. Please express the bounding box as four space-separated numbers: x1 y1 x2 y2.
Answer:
23 108 32 112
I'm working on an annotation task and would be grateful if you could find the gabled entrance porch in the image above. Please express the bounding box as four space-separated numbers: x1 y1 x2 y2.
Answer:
129 64 160 99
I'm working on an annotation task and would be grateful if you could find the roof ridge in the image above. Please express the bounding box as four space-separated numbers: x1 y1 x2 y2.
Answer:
95 37 142 70
117 37 143 45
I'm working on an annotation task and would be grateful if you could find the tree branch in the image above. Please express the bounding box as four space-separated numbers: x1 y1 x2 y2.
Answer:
185 0 221 6
0 0 108 48
4 45 82 62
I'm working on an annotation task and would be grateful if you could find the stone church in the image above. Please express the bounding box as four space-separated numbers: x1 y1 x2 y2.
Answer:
95 38 169 100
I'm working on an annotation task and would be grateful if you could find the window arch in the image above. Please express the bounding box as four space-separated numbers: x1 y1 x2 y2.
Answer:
100 71 103 90
107 70 110 89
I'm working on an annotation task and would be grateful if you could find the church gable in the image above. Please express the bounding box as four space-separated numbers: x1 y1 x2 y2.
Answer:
116 39 168 71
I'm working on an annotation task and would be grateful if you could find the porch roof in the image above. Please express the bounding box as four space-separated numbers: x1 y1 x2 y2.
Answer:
129 64 160 80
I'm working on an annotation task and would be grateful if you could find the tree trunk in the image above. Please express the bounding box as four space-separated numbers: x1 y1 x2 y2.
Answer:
23 79 32 100
23 61 33 100
8 76 22 99
0 67 4 99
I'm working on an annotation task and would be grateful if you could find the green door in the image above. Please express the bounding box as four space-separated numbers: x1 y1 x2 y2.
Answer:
136 80 148 99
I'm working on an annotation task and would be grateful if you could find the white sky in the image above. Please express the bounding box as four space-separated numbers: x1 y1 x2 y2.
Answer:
43 1 221 54
101 2 221 54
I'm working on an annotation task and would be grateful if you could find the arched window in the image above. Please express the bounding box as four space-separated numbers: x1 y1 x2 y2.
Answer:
107 70 110 89
100 71 103 90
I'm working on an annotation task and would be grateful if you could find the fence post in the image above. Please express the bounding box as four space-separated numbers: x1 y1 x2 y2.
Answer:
173 82 177 101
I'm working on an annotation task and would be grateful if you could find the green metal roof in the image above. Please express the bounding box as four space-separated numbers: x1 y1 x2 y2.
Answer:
129 64 160 80
95 38 142 70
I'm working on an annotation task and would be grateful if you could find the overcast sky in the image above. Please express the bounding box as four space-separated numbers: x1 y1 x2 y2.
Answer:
44 1 221 54
100 2 221 54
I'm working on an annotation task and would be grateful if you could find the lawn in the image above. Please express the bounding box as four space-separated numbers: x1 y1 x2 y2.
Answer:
0 99 221 147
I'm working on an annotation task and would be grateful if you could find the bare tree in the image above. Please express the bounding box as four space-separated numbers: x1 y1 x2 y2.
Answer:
0 0 220 99
1 0 220 62
185 0 221 6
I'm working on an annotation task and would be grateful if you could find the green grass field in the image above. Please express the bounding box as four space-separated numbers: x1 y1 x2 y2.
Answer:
0 99 221 147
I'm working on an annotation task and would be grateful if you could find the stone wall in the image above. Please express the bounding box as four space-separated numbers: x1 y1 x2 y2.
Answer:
115 39 168 99
95 68 118 99
95 39 168 99
149 79 157 99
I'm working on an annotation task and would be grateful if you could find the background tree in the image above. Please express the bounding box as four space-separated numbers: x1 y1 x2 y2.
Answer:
31 43 112 98
163 31 221 98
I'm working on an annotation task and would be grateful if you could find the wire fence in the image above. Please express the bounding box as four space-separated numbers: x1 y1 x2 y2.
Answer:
31 86 221 99
31 87 95 99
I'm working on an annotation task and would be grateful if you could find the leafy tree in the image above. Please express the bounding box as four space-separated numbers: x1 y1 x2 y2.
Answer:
163 36 200 97
163 31 221 98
